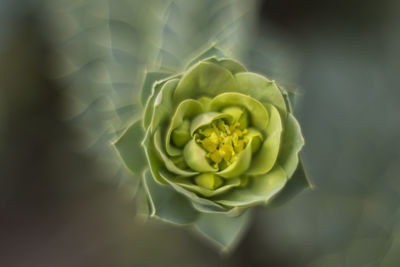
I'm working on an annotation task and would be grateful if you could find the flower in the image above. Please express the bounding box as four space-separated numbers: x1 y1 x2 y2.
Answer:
113 47 311 251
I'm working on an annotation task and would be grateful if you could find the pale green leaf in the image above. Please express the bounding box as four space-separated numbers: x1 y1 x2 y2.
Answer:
143 73 182 130
142 130 167 185
205 57 247 74
268 158 313 207
235 72 287 119
143 80 167 130
186 46 225 68
246 104 282 175
173 61 238 104
278 113 305 178
113 120 146 174
193 210 252 253
156 0 249 71
140 71 173 106
159 169 230 213
143 169 198 225
214 165 287 207
150 78 179 131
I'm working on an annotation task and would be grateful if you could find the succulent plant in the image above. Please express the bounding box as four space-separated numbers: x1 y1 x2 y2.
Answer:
113 46 311 252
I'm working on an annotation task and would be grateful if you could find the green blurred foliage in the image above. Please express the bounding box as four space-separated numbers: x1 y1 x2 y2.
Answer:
1 0 400 266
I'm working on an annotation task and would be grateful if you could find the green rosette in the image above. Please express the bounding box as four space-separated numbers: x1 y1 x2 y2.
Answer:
113 46 312 252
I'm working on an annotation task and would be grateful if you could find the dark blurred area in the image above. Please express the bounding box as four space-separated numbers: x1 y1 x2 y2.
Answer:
1 0 400 266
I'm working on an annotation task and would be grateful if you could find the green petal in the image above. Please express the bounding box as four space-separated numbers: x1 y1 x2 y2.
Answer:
217 137 254 179
193 210 251 253
216 58 247 74
209 92 269 132
150 79 179 132
277 113 305 178
245 128 264 153
195 173 223 190
186 45 225 69
142 130 167 184
191 203 243 217
204 57 247 74
143 73 182 129
268 158 313 207
183 139 217 172
113 120 146 174
190 112 234 136
142 169 198 225
173 62 238 104
166 99 205 156
214 165 287 207
281 88 294 113
143 81 165 130
140 71 173 106
153 128 198 177
172 176 242 197
246 104 282 175
159 169 229 213
171 120 191 147
235 72 287 119
221 106 248 129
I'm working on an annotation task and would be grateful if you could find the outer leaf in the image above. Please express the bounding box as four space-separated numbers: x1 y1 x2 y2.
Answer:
142 130 168 185
281 88 294 113
214 165 287 207
191 203 243 217
143 73 181 129
150 78 179 131
143 81 167 129
246 104 282 175
173 61 238 104
142 170 198 225
113 120 146 174
278 113 305 178
268 158 313 207
159 169 230 213
140 71 173 106
235 72 287 119
193 210 252 253
205 57 247 74
186 46 225 69
156 0 249 72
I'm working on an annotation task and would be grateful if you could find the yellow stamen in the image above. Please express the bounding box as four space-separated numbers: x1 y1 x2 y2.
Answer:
196 118 249 170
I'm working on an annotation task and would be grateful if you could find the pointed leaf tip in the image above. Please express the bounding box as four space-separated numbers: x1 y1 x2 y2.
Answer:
113 120 146 175
269 157 313 207
193 211 252 253
142 170 198 225
186 45 226 69
140 71 173 107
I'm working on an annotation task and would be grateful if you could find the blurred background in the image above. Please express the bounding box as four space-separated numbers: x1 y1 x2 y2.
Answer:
1 0 400 266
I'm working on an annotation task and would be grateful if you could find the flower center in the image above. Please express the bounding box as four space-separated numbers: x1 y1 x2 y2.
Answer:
195 119 249 169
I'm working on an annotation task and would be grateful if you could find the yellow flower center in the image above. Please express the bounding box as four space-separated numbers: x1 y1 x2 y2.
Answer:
195 119 249 169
